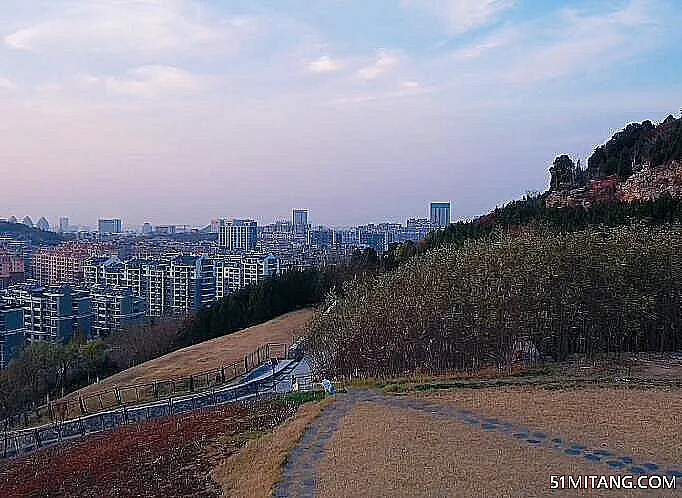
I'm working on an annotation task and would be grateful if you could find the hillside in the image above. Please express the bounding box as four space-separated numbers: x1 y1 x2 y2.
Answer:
0 221 63 245
306 226 682 378
61 308 312 402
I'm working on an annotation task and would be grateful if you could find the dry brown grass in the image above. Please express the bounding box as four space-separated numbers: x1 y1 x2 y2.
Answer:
423 386 682 467
62 309 313 402
317 401 671 498
211 397 333 498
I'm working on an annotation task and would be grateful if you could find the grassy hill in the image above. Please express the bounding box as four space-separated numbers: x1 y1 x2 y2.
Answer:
62 309 312 402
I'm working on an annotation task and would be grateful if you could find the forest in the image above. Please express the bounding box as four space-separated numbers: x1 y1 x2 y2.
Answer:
306 225 682 378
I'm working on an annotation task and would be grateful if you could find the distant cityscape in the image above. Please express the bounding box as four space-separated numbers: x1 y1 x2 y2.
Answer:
0 202 451 369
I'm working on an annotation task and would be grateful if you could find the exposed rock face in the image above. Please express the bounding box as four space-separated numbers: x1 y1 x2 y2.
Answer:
545 161 682 208
546 175 619 208
617 161 682 202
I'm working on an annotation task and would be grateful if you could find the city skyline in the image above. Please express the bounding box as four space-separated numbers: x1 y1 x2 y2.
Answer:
1 1 681 226
2 201 451 231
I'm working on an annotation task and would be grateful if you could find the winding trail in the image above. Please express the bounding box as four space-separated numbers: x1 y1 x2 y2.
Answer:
276 389 682 497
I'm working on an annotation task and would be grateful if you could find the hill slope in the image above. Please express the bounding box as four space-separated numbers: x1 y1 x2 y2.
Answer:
306 226 682 377
63 308 312 401
0 221 63 245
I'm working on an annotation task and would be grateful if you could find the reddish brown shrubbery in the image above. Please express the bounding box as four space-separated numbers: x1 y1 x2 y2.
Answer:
0 398 296 497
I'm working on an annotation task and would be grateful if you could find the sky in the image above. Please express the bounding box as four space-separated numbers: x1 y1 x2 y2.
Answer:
0 0 680 228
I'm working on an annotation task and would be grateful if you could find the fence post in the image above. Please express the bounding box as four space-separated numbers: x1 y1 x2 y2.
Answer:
48 402 54 423
79 396 86 415
220 366 226 384
189 375 194 393
114 388 122 406
34 428 41 448
153 382 158 400
244 355 248 372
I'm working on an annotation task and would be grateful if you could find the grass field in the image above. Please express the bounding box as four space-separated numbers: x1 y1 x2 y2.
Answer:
315 399 670 498
423 386 682 466
61 308 313 402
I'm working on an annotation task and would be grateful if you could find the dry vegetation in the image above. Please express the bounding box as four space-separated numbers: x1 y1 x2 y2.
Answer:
307 226 682 378
423 386 682 466
212 396 333 497
317 400 673 498
60 309 312 402
0 398 299 498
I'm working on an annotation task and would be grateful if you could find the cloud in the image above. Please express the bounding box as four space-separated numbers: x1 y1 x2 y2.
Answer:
0 77 15 90
104 65 215 99
331 80 430 105
307 55 342 74
403 0 515 34
4 0 229 55
506 1 656 84
451 27 519 60
356 49 400 81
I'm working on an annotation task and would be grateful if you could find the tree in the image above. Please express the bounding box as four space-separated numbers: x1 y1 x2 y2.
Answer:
549 155 576 190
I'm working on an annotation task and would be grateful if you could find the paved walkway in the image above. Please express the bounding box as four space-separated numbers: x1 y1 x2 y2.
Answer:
276 389 682 497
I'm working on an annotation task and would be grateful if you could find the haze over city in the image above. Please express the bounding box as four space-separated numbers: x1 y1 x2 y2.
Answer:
1 0 680 226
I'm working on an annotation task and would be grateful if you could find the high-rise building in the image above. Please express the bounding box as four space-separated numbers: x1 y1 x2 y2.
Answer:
0 304 25 370
142 222 153 235
169 256 215 315
430 202 451 228
98 219 122 235
219 219 258 251
292 209 308 227
59 217 69 233
292 209 309 242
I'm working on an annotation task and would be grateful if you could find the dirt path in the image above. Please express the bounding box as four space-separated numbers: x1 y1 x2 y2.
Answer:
277 389 682 497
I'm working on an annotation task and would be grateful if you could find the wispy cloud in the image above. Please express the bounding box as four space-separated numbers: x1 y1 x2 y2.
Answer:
307 55 342 74
505 0 657 84
104 65 216 99
356 49 400 81
403 0 515 34
331 80 430 105
4 0 231 55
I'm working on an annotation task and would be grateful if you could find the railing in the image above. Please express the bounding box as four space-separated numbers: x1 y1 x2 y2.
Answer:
2 342 290 431
1 357 318 460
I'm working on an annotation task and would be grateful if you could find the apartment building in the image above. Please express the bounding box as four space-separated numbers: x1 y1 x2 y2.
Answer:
169 255 215 315
31 244 101 285
213 253 280 300
0 304 25 370
0 251 25 289
89 285 145 337
2 284 92 343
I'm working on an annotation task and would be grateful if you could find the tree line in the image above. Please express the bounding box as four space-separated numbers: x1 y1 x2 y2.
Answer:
305 225 682 378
